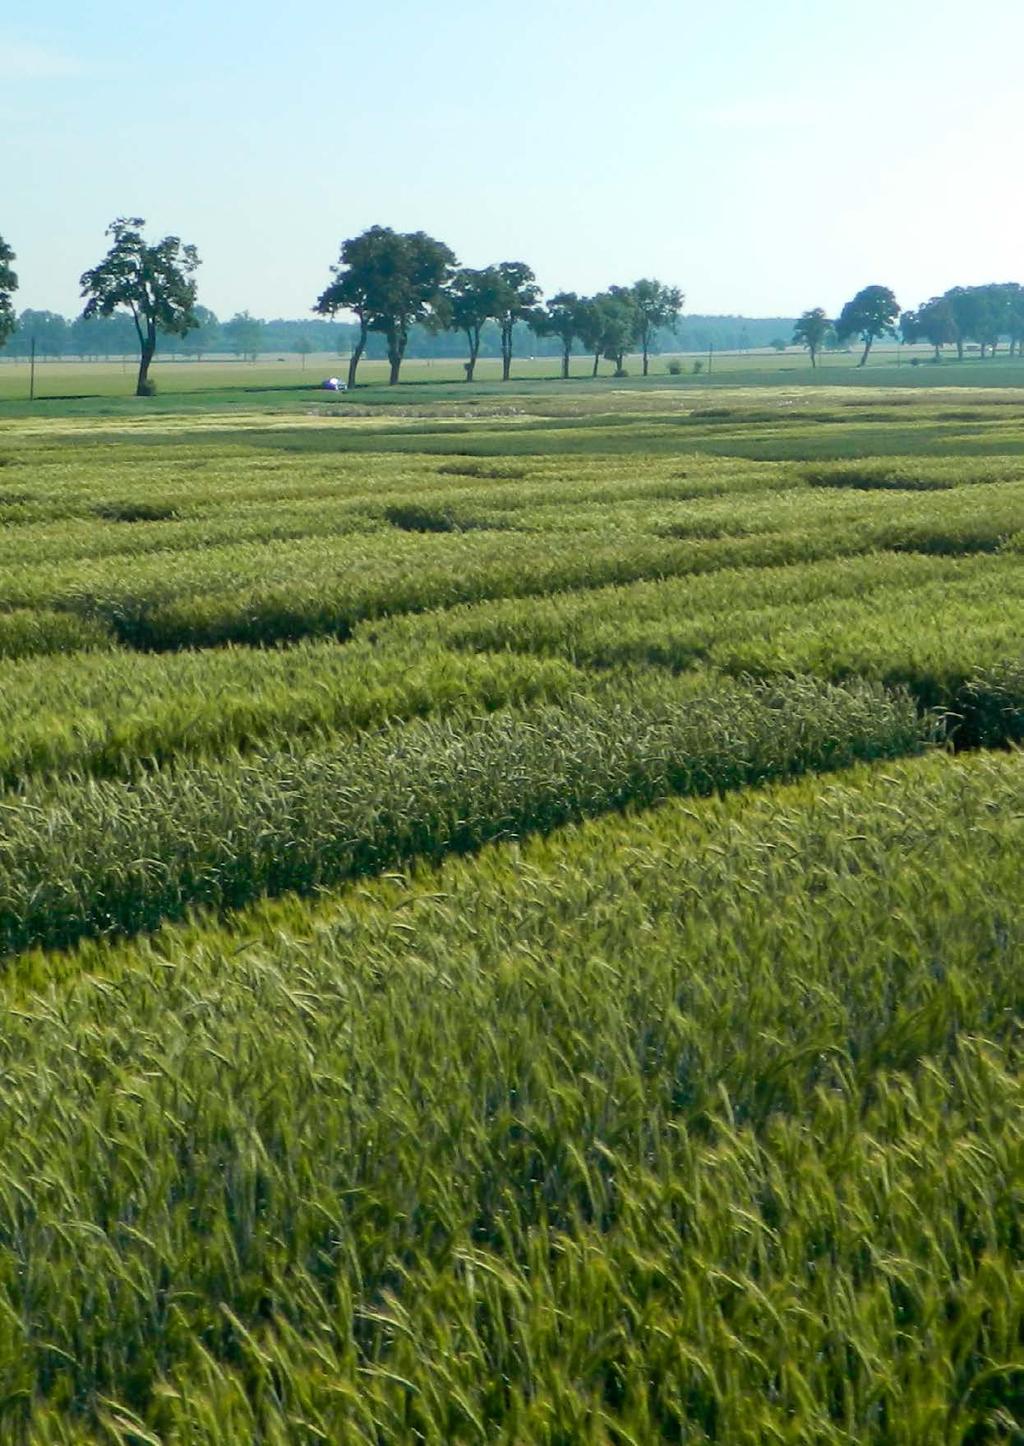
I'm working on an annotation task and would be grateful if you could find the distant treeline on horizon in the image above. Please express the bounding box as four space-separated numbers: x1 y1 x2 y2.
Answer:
0 310 799 361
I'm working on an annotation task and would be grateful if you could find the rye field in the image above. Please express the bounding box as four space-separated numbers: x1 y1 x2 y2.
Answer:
2 372 1024 1441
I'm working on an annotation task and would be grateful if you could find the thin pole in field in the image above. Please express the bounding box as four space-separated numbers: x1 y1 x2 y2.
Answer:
29 337 36 401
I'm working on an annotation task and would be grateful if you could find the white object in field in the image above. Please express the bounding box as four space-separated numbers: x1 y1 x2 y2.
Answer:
321 377 347 391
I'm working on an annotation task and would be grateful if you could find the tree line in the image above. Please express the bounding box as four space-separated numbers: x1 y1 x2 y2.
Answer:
4 221 1024 396
313 226 684 388
793 283 1024 368
0 305 794 367
0 220 685 395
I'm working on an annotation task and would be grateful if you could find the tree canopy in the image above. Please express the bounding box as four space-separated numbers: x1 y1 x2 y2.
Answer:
834 285 900 367
0 236 18 349
440 267 505 381
222 311 265 361
631 279 684 375
492 263 541 382
529 292 583 379
792 308 831 368
315 226 392 389
315 226 456 386
80 218 200 395
600 289 642 374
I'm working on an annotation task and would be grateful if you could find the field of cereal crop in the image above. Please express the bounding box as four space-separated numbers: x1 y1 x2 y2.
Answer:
3 374 1024 1440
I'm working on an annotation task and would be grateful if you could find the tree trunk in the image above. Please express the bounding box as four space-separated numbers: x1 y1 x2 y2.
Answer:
136 324 156 396
561 345 570 380
347 320 368 389
387 324 407 385
501 323 512 382
858 336 872 367
642 338 649 376
956 338 964 361
464 327 479 382
810 347 817 369
934 344 941 361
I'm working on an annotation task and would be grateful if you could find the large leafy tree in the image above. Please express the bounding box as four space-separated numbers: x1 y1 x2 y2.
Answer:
943 286 999 360
530 291 582 379
631 278 684 376
835 284 899 366
493 262 541 382
1005 284 1024 358
378 231 457 385
0 236 17 350
80 218 200 395
900 296 956 360
575 295 608 377
315 226 393 389
319 227 456 387
792 307 831 368
13 310 68 358
441 266 504 381
575 290 640 377
600 287 641 374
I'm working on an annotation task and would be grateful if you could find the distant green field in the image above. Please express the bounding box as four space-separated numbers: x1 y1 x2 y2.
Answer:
2 380 1024 1439
2 342 1022 410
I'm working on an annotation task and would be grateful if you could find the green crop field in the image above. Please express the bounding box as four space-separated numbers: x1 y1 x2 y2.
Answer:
2 373 1024 1441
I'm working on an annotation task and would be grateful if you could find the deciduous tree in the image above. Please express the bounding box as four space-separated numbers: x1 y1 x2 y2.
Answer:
319 228 456 386
80 218 200 395
314 226 396 389
834 285 899 366
529 292 582 379
792 307 831 368
631 278 684 375
575 296 608 377
223 311 265 361
0 236 17 349
493 262 541 381
601 288 641 374
441 267 503 381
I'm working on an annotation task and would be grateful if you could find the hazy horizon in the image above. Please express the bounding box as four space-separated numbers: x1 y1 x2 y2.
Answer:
6 0 1024 322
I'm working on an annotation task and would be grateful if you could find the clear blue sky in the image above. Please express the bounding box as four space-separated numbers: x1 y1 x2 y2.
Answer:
5 0 1024 321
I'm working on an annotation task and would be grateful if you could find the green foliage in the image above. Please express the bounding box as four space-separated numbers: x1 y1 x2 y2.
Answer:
222 310 265 360
835 284 900 366
79 217 201 395
631 277 684 374
0 233 16 347
437 266 506 380
792 306 832 366
493 260 541 381
529 290 582 377
315 225 457 385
